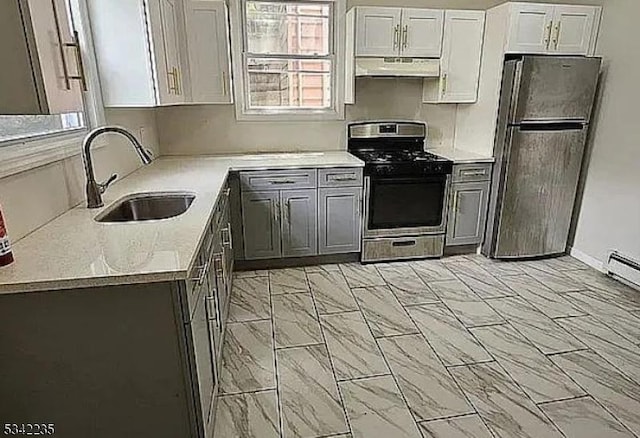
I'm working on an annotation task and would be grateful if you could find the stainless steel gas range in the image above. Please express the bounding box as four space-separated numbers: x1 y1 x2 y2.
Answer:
348 121 453 263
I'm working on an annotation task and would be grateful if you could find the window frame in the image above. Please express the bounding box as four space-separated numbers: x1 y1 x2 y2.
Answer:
0 0 106 179
231 0 346 121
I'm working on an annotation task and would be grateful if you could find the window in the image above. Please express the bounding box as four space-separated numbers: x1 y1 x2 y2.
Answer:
238 0 344 118
0 113 85 144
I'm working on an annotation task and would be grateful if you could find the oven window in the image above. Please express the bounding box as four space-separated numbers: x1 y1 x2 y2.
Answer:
369 176 446 229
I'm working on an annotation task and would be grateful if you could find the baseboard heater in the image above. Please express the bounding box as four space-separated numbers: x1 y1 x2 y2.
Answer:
607 251 640 290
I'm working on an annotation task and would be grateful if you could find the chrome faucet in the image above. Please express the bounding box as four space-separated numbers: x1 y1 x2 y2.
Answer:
82 126 154 208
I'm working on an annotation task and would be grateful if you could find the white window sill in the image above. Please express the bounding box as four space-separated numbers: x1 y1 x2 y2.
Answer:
0 131 106 179
235 107 346 122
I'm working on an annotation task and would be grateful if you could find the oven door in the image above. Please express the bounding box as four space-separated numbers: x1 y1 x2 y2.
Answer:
364 174 450 238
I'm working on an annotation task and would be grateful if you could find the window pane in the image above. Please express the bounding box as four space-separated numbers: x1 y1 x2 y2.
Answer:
246 1 330 55
0 113 85 143
247 58 331 109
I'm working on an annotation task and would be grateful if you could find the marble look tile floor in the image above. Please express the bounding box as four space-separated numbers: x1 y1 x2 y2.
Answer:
215 255 640 438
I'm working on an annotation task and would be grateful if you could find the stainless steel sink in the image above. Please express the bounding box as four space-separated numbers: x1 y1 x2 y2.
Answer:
95 192 195 223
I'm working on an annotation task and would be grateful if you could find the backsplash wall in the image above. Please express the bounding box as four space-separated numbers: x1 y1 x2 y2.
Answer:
157 79 458 155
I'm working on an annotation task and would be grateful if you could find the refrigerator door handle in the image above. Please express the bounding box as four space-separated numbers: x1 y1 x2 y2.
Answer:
518 122 586 132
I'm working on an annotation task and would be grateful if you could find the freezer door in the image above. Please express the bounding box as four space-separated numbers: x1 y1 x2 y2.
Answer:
494 126 587 258
511 56 601 123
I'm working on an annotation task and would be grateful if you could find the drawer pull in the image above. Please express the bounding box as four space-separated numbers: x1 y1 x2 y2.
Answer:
392 240 417 247
332 176 358 182
270 180 296 185
461 169 487 176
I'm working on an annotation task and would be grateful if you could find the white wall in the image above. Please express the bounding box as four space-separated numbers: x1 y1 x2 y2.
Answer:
0 109 159 242
157 78 458 155
571 0 640 267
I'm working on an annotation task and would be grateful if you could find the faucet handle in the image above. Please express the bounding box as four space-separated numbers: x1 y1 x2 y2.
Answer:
98 173 118 193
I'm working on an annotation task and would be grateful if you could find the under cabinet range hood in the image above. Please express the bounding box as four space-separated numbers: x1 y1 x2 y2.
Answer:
355 58 440 78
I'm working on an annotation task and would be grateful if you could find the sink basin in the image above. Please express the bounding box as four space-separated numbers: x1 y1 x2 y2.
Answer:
96 192 195 223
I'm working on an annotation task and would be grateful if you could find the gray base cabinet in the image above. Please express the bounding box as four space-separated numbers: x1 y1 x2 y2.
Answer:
446 163 492 247
319 187 362 254
239 168 363 261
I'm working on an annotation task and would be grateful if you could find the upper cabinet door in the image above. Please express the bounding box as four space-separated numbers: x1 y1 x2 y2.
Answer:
400 9 444 58
148 0 185 105
550 5 597 55
355 7 402 57
506 3 555 54
440 10 485 103
1 0 85 114
184 0 232 104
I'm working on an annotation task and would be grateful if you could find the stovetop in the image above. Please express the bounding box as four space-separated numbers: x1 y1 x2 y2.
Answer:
350 149 453 177
352 149 448 164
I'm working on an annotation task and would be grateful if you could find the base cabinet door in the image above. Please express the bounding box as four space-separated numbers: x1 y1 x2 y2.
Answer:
242 191 281 260
189 276 216 438
446 181 490 246
318 187 362 255
281 189 318 258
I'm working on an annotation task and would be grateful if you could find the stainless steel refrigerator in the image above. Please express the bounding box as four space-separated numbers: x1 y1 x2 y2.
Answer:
483 56 601 259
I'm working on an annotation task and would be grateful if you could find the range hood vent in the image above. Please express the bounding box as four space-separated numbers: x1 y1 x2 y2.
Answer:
355 57 440 78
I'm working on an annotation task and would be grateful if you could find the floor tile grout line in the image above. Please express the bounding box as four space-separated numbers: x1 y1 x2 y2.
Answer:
481 294 588 358
401 305 497 437
266 272 285 438
562 290 640 346
469 319 596 413
304 269 354 438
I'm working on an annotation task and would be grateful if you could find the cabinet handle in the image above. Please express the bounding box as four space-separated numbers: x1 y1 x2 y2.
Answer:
544 21 553 49
67 31 88 91
461 169 486 176
192 260 209 285
393 24 400 49
222 71 227 95
286 200 291 224
270 180 296 185
332 176 357 182
221 224 232 249
402 25 408 50
167 70 178 94
442 73 448 96
553 22 562 50
274 200 280 222
205 295 217 322
174 67 181 94
51 2 88 91
452 192 459 215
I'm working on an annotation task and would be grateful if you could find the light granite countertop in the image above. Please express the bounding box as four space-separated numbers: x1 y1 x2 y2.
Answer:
428 147 495 164
0 152 363 294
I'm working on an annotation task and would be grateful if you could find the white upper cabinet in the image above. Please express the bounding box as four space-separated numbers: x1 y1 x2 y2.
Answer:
183 0 232 104
506 3 600 55
551 5 597 55
90 0 232 107
355 7 443 58
89 0 187 106
507 3 554 54
1 0 85 115
423 10 485 104
355 7 401 57
401 9 444 58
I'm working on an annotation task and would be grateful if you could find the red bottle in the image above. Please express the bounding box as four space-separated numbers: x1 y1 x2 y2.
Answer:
0 205 15 267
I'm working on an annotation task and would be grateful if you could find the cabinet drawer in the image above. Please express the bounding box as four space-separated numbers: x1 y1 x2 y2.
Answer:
240 169 317 191
318 168 363 188
452 163 492 183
